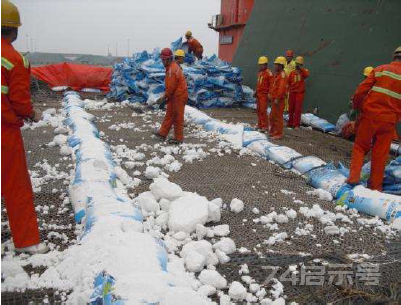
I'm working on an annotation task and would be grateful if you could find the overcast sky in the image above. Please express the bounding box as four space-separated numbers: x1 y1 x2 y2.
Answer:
13 0 220 57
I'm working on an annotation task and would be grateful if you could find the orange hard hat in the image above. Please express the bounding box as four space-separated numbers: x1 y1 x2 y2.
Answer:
160 48 173 59
286 50 294 57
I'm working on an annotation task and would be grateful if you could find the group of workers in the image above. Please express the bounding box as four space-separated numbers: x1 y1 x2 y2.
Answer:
154 48 310 143
1 0 400 258
254 50 309 139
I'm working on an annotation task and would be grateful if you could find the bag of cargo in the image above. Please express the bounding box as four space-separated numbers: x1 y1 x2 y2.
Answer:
301 113 336 132
335 113 350 134
291 156 327 175
305 163 347 197
265 146 302 169
247 140 278 159
390 143 400 156
338 158 401 186
336 185 401 221
385 156 401 184
383 183 401 195
242 130 268 147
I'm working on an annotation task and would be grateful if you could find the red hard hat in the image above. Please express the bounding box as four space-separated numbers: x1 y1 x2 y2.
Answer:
160 48 173 59
286 50 294 57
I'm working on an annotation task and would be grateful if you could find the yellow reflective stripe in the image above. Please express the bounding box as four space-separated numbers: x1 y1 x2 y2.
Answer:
371 86 401 99
1 85 9 94
1 57 14 70
19 53 29 68
375 71 401 81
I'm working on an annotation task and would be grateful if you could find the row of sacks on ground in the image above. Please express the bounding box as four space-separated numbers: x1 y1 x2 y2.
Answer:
107 37 255 109
60 91 255 303
242 130 401 196
185 107 401 223
62 91 143 228
62 91 176 303
244 101 400 156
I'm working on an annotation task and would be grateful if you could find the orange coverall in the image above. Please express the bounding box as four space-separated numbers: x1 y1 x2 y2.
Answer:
284 60 296 112
269 70 288 139
159 61 189 142
288 67 309 128
1 37 40 248
348 61 401 190
187 37 203 60
255 68 273 131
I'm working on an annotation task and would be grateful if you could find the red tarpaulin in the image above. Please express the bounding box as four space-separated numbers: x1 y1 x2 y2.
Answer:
31 62 112 91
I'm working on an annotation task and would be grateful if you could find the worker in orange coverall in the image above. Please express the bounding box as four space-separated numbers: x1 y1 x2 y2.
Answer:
185 31 203 60
284 50 296 112
253 56 273 133
1 1 49 254
153 48 188 144
268 56 289 140
288 56 309 129
347 47 401 191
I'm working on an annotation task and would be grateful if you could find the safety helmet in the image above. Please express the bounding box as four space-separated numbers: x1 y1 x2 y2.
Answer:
160 48 173 60
1 1 21 28
274 56 287 66
185 31 192 38
363 66 374 76
295 56 304 65
174 49 185 57
258 56 268 65
286 50 294 57
394 46 401 55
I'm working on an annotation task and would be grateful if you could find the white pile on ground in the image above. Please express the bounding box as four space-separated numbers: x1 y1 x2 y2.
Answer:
1 219 200 304
21 107 65 130
230 198 244 213
307 188 333 201
137 177 225 234
229 281 247 301
132 173 243 300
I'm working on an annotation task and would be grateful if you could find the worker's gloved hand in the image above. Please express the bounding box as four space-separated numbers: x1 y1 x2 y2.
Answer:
31 108 42 123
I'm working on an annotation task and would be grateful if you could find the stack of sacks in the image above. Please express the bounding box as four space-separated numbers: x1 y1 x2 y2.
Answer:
185 106 401 223
108 38 255 109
